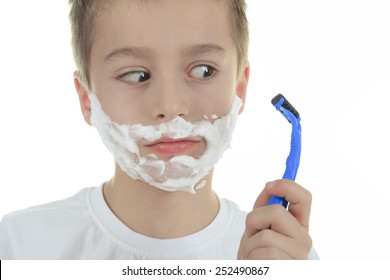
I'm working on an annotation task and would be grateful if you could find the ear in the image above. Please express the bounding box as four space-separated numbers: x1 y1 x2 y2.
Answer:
73 71 92 125
235 64 250 114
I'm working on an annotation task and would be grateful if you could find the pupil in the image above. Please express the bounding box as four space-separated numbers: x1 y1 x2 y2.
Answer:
202 66 212 77
139 72 150 82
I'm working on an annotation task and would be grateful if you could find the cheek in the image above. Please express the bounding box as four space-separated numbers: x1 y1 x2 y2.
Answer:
203 70 239 117
98 94 145 125
194 87 235 119
89 66 146 124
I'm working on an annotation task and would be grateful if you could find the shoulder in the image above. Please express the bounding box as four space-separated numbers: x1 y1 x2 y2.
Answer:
2 187 94 223
220 197 247 226
0 187 97 259
204 197 247 259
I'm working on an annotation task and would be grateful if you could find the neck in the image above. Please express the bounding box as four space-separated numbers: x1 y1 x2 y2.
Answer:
103 164 219 239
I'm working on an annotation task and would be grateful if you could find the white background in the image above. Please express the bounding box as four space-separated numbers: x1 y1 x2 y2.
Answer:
0 0 389 260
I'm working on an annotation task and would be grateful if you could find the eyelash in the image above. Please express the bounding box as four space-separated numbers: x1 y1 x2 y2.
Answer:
118 70 151 86
117 64 218 86
187 64 218 81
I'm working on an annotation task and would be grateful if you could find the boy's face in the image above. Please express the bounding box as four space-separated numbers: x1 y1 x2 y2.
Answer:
78 0 249 160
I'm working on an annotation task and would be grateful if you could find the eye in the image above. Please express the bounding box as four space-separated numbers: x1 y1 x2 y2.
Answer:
188 65 217 80
119 71 151 84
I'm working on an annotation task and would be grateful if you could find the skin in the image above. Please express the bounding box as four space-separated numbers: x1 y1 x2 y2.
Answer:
237 180 312 259
74 0 312 259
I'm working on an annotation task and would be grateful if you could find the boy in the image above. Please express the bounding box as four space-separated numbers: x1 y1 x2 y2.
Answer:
0 0 317 259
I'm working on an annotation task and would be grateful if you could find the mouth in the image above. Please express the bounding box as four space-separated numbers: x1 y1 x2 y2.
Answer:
144 137 200 156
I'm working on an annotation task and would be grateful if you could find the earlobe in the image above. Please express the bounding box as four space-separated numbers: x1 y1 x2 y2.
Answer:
73 71 92 125
235 65 250 114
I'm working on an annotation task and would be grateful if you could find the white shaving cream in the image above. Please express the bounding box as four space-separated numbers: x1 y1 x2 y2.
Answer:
89 92 242 194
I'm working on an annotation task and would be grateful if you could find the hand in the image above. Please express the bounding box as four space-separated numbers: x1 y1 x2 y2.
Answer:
237 179 313 259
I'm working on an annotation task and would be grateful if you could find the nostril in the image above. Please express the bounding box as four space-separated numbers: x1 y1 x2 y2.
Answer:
157 113 186 120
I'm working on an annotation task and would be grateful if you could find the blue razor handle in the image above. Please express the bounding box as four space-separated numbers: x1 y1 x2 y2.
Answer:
268 94 302 208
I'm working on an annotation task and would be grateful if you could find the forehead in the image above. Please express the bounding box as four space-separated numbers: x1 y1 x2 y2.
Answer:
91 0 235 59
95 0 230 25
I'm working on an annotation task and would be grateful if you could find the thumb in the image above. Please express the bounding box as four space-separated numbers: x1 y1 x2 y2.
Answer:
252 181 278 209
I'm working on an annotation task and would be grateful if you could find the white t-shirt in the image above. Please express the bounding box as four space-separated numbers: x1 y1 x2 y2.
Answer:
0 186 319 260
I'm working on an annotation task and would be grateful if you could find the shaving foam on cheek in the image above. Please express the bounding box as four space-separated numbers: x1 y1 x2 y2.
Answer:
89 92 242 194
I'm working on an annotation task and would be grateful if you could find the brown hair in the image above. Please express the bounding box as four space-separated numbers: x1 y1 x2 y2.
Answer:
68 0 249 88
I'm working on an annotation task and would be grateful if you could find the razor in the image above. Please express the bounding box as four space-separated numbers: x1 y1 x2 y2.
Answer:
268 94 302 208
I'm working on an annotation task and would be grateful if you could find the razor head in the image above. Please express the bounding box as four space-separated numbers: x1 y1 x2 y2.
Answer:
272 94 300 119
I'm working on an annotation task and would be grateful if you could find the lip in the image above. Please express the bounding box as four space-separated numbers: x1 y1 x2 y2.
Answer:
145 137 199 155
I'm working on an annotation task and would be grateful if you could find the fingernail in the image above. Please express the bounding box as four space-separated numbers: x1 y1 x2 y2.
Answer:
266 181 276 189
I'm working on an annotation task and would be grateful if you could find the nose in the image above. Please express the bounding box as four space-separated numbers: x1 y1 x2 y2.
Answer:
151 78 189 121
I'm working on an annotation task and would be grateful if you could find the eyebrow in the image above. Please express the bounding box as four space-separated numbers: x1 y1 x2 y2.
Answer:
104 47 155 62
182 44 226 57
104 44 226 63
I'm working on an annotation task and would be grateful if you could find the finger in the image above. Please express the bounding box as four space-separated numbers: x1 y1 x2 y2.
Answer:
253 180 312 229
240 229 310 260
245 204 309 241
237 233 248 260
246 247 293 260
